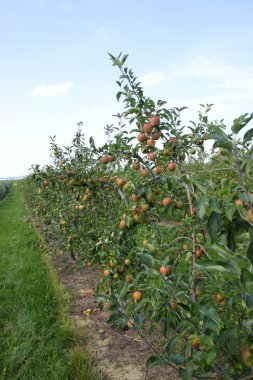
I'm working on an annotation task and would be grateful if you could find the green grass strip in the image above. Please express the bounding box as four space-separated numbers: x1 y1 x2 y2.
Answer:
0 183 101 380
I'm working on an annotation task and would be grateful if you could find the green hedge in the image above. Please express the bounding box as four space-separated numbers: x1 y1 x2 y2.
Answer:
0 181 12 200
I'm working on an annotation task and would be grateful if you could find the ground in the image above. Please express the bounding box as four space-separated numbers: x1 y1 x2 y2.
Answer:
52 253 179 380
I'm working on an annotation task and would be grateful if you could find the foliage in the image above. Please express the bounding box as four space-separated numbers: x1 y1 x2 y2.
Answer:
0 180 12 200
21 53 253 379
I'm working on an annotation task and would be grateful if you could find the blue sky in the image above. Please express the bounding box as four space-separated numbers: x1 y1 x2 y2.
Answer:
1 0 253 177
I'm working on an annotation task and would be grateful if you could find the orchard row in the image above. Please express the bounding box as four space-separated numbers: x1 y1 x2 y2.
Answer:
22 53 253 379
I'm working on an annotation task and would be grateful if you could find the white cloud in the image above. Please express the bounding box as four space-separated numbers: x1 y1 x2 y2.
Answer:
173 51 253 95
140 71 167 87
31 82 75 96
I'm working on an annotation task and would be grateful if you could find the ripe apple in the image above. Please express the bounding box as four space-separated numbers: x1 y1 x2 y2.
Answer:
241 347 253 367
146 138 155 146
163 197 172 206
140 168 149 177
170 301 177 310
132 214 140 223
167 162 176 171
235 199 243 206
159 265 171 276
119 220 126 230
153 165 163 175
108 154 116 162
213 293 225 303
133 290 142 302
150 115 160 127
143 123 153 133
116 177 126 186
124 259 131 266
148 152 156 161
247 208 253 223
42 179 49 187
132 161 140 170
100 155 110 164
151 131 161 140
103 269 110 277
137 132 146 142
195 249 203 258
131 194 140 202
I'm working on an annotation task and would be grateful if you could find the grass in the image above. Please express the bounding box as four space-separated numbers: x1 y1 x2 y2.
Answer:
0 183 102 380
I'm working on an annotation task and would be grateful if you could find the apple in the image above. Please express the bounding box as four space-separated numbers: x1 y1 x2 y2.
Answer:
143 123 153 133
137 132 146 142
150 115 160 127
151 131 161 140
159 265 171 276
146 138 155 146
133 290 142 302
119 220 126 230
167 162 176 171
162 197 172 206
148 152 156 161
241 347 253 367
132 161 140 170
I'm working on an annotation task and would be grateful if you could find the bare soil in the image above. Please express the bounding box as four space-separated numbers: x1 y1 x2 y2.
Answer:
52 253 179 380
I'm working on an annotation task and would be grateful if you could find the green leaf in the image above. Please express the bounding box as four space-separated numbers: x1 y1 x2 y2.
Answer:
225 205 237 221
197 196 208 219
209 198 221 213
196 261 240 276
179 365 193 380
192 179 209 194
232 113 253 134
206 131 228 142
237 204 249 221
206 349 217 365
207 212 222 242
167 353 185 365
243 127 253 144
146 356 167 367
213 140 233 152
247 226 253 265
121 53 129 65
200 306 220 325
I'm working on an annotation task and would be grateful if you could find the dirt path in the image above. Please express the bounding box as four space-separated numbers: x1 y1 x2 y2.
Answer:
53 254 179 380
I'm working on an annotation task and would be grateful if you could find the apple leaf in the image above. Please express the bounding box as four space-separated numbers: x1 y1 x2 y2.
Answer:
231 112 253 134
247 226 253 265
207 212 222 242
209 198 221 214
146 356 168 367
197 196 208 219
212 140 233 152
243 127 253 144
179 365 193 380
225 205 237 221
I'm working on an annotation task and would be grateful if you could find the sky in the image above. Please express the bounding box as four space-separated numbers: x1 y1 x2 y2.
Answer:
1 0 253 177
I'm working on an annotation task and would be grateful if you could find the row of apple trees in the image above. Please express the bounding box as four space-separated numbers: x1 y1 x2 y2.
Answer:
21 53 253 379
0 181 12 200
